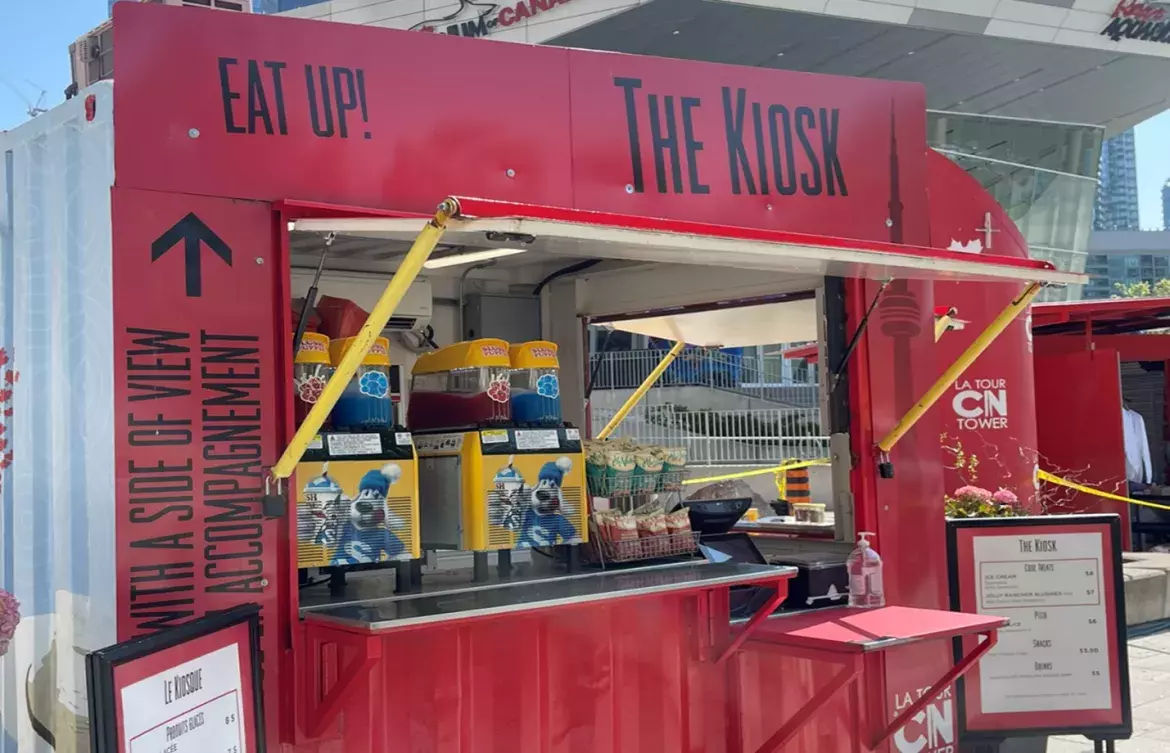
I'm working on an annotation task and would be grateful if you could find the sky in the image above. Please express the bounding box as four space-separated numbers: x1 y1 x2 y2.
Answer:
5 2 1170 229
0 0 107 131
1135 112 1170 231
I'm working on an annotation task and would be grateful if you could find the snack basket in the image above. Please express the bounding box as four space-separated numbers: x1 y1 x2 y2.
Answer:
586 441 687 502
582 530 700 565
587 470 635 498
582 504 698 567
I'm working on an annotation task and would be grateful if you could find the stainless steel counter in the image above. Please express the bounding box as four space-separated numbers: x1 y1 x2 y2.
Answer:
303 562 795 632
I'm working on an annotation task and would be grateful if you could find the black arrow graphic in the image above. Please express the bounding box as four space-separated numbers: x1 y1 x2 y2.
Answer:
151 213 233 298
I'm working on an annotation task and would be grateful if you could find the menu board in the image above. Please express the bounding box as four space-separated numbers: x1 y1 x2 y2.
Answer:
86 604 266 753
947 516 1131 742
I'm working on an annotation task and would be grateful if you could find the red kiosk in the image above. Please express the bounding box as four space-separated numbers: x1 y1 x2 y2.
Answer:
11 3 1096 752
1033 297 1170 551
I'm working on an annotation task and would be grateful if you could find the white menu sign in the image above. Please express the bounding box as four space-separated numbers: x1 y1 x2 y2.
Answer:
972 532 1111 714
120 643 247 753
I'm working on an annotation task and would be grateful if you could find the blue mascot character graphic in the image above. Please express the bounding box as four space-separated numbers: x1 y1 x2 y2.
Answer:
490 456 526 532
335 463 408 565
518 457 579 548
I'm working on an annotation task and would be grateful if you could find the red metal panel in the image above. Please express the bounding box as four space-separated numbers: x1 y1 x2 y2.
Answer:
926 151 1040 510
113 4 577 214
1034 349 1129 545
293 593 887 753
112 2 927 245
563 49 927 240
1035 333 1170 364
112 188 286 735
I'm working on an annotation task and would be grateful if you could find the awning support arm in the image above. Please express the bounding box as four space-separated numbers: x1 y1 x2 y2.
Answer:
271 198 459 480
596 339 686 440
876 282 1042 454
830 279 891 394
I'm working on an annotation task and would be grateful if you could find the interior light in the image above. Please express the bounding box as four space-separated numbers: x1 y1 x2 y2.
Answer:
287 221 296 232
422 248 528 269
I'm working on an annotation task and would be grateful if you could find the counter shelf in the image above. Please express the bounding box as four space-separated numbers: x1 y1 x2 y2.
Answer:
297 562 795 737
737 605 1008 753
735 517 837 539
304 561 794 633
298 558 708 614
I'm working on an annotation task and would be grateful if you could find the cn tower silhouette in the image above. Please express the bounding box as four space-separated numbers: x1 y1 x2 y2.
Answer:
878 100 920 416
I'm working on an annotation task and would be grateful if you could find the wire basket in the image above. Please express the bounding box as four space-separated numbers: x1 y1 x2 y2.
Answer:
587 469 686 497
583 531 699 565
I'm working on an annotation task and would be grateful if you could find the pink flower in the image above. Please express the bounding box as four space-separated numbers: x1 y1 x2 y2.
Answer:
992 489 1019 506
954 485 993 503
0 588 21 657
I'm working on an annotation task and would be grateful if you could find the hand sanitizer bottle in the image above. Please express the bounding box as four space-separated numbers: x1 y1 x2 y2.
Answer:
847 532 885 608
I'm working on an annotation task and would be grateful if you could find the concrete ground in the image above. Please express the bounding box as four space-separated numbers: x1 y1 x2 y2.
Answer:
1044 627 1170 752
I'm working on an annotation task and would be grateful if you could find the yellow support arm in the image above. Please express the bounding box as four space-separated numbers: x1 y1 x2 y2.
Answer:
271 199 459 480
877 282 1042 454
596 339 686 440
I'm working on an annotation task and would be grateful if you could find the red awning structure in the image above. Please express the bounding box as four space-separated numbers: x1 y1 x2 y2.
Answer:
1033 298 1170 336
780 344 820 363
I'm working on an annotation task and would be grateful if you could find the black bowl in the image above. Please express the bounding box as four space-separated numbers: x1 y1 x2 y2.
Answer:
683 497 753 536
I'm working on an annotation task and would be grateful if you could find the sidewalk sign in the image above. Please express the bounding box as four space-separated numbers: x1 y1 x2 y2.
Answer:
86 603 266 753
946 515 1131 744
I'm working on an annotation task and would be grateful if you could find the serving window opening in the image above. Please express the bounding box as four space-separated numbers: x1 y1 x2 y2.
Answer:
278 201 867 621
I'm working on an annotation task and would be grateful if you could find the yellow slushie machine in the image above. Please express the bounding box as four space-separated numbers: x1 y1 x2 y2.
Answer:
408 339 587 556
292 334 420 571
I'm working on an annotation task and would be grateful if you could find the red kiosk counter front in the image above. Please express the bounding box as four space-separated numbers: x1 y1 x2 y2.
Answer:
91 4 1083 752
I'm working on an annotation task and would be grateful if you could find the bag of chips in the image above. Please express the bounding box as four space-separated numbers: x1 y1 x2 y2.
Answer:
665 508 692 536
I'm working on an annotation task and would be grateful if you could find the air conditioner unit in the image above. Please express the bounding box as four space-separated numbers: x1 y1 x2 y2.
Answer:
69 20 113 90
71 1 251 94
291 273 434 334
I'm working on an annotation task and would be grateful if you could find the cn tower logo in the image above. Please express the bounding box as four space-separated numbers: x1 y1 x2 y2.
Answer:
1103 1 1170 42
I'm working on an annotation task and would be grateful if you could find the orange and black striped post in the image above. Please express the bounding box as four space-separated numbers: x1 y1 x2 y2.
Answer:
784 467 810 504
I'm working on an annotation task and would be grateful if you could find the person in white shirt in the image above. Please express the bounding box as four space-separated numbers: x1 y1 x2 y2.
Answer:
1123 403 1153 490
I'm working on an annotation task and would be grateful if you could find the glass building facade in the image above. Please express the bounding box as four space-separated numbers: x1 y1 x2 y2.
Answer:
1094 130 1140 231
1083 251 1170 299
926 111 1103 302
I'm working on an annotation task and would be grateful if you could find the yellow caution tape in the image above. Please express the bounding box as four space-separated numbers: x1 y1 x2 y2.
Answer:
1038 469 1170 513
684 463 1170 514
682 458 831 487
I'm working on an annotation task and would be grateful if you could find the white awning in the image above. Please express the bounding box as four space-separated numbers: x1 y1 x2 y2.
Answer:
292 211 1084 287
596 299 818 349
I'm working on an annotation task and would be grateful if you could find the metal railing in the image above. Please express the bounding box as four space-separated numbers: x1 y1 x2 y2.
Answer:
589 405 829 467
588 348 819 407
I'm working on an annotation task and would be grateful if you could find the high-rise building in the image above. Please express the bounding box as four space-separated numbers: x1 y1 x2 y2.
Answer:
1094 129 1140 231
1163 180 1170 231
